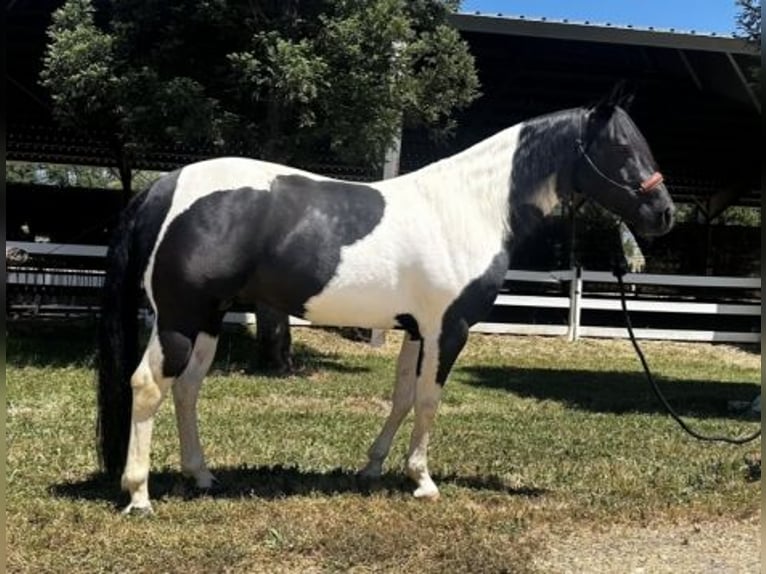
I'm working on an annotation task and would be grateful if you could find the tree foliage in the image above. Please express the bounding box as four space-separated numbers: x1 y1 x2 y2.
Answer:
6 161 160 190
734 0 761 88
735 0 761 45
41 0 479 166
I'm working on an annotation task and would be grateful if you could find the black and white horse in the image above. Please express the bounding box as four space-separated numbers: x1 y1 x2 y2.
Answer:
98 92 674 513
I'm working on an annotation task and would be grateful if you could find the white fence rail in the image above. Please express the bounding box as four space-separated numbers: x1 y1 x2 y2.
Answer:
483 268 761 343
7 241 762 344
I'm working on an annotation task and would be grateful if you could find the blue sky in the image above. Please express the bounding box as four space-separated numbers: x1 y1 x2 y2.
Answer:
460 1 741 35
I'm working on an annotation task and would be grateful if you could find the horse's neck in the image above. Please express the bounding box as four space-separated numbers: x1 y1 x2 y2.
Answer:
384 108 585 244
390 127 523 235
507 109 585 241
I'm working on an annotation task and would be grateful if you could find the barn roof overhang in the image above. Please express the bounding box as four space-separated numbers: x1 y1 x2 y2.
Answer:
450 12 756 54
450 12 760 113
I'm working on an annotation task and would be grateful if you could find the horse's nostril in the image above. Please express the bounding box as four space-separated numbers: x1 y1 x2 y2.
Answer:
662 206 674 228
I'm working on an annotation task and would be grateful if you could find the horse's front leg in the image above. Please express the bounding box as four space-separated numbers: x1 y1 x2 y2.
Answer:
406 322 469 499
172 332 219 490
360 333 420 478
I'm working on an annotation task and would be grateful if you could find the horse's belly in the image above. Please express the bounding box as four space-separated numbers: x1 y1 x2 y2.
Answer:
303 283 402 328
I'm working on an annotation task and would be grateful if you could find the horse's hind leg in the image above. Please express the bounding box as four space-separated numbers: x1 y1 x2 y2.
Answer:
122 326 192 514
359 333 420 478
172 332 218 490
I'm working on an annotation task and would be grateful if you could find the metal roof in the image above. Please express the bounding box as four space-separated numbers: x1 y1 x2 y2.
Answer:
450 12 756 54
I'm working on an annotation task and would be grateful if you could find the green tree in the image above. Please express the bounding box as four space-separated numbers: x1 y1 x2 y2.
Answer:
735 0 761 90
735 0 761 45
6 161 161 189
41 0 479 371
41 0 478 166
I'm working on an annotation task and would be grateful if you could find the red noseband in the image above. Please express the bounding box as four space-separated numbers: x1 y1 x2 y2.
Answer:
640 171 664 194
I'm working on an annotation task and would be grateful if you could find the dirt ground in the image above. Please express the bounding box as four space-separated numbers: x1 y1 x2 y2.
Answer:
532 517 761 573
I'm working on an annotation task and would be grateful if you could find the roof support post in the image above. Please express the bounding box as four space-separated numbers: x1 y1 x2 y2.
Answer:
369 124 403 348
118 146 133 207
566 195 587 269
724 52 761 113
676 49 703 90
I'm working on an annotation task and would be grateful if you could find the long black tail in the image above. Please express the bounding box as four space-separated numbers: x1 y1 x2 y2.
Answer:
97 190 148 477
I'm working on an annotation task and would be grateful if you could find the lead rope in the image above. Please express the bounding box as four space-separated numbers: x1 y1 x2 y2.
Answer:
613 265 761 444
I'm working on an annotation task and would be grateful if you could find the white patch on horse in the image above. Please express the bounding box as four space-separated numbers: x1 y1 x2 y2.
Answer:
121 326 169 514
528 174 561 219
302 126 522 333
172 332 218 489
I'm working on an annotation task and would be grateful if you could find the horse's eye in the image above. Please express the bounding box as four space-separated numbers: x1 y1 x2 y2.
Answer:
612 145 633 160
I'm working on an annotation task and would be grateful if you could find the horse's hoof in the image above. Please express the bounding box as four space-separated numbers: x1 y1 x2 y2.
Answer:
186 472 219 495
194 482 223 497
413 484 440 500
358 463 382 481
122 503 154 516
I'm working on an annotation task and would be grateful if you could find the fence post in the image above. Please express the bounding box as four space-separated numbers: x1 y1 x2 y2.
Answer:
567 266 583 341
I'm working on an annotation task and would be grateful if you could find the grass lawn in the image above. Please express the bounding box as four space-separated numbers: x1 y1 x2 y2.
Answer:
7 320 761 573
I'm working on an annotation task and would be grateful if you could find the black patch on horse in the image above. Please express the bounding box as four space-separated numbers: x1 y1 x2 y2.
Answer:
396 313 424 376
437 251 509 384
151 186 269 347
152 175 386 340
243 175 387 314
158 330 193 378
395 313 422 341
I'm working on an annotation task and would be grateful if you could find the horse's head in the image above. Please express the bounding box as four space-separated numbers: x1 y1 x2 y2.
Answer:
573 93 675 238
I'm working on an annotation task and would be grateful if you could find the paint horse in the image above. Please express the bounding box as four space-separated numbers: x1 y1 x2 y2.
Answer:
98 92 675 513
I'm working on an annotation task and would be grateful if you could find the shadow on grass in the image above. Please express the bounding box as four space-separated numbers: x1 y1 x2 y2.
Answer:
726 342 761 355
458 365 760 421
7 320 371 376
6 318 98 368
213 336 372 377
50 464 546 509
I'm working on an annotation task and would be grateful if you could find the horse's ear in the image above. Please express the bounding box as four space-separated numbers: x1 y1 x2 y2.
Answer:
619 91 636 111
594 80 634 116
613 79 636 110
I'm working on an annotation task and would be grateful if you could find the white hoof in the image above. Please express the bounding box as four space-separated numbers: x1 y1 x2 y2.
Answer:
413 482 440 500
